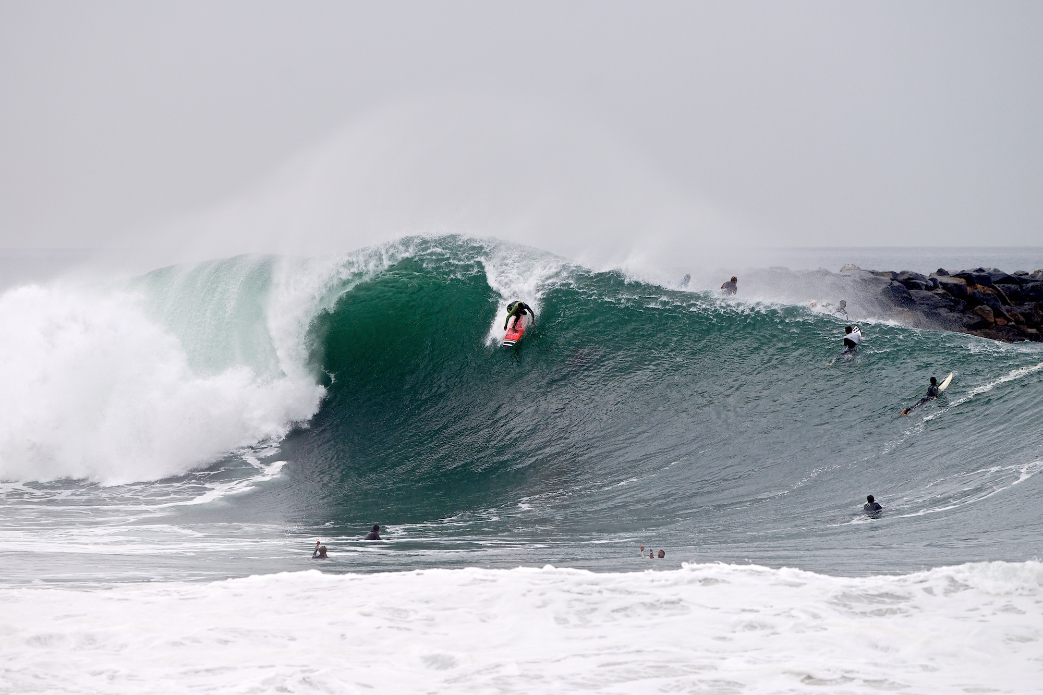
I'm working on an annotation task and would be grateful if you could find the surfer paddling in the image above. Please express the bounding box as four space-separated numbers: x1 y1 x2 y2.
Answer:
901 377 940 416
863 495 882 515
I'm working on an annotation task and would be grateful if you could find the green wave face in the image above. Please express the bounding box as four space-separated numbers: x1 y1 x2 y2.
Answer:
273 237 1043 572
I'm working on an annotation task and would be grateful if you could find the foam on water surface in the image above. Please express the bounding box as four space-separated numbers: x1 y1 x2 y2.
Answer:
1 562 1041 694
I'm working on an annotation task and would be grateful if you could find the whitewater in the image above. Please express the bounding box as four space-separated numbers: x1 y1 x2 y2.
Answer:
1 237 1042 693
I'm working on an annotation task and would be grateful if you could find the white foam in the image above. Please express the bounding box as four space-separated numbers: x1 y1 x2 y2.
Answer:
479 242 572 345
1 562 1040 693
0 284 324 484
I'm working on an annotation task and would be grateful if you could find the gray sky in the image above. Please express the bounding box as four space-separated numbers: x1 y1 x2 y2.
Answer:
2 1 1041 262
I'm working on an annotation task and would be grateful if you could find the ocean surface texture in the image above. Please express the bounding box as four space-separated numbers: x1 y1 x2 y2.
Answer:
1 238 1041 693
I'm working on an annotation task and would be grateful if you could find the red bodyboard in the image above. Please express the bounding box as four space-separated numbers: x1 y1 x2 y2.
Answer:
502 314 529 347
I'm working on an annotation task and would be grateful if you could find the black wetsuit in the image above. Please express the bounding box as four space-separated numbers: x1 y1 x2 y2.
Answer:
504 302 533 330
863 502 883 513
912 384 940 409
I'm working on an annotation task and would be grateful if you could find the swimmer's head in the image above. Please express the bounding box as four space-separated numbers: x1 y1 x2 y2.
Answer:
845 326 853 333
930 377 937 385
730 276 737 283
372 524 380 532
839 300 847 308
867 495 875 503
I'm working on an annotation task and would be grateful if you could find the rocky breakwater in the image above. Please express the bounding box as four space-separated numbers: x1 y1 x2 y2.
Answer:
841 265 1043 343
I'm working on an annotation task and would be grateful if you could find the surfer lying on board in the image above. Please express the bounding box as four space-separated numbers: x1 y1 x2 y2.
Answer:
504 301 534 330
901 377 940 416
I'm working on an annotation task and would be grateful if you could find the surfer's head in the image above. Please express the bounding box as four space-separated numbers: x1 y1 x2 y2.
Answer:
845 326 853 334
372 524 380 532
930 377 937 385
866 495 875 503
730 276 737 283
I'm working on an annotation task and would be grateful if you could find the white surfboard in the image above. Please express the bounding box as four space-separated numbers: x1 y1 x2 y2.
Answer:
938 372 954 392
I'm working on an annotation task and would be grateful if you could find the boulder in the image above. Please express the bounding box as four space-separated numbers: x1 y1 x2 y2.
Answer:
969 288 1005 311
995 283 1022 303
981 325 1028 342
935 268 949 276
972 305 995 325
895 270 928 284
909 289 961 311
954 271 993 286
1022 282 1043 301
883 281 916 307
1003 306 1025 325
985 269 1020 285
936 276 969 299
1016 303 1042 327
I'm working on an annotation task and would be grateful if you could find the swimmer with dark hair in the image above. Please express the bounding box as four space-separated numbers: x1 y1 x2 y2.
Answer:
364 524 381 540
657 550 665 559
312 541 328 559
863 495 883 515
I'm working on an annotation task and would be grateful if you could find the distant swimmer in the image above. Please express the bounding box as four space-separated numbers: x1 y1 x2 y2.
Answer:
504 301 534 331
720 276 738 296
843 325 862 351
312 541 328 559
680 274 691 289
364 524 381 540
657 550 665 559
901 377 940 416
834 300 848 317
863 495 883 515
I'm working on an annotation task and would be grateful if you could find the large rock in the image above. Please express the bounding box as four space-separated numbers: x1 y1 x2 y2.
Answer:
883 281 916 307
954 270 993 286
1016 303 1043 327
936 275 970 299
972 305 996 325
995 283 1022 303
1023 282 1043 301
909 289 962 311
969 288 1006 311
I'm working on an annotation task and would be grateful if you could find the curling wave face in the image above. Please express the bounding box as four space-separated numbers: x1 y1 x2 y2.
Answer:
1 236 1041 578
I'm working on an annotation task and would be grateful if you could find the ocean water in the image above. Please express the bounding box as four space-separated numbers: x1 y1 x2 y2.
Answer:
1 237 1042 693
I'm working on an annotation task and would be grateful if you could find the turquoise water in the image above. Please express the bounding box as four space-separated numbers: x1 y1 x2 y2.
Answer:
1 237 1041 583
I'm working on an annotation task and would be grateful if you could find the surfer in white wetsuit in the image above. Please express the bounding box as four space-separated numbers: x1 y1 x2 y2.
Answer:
842 325 862 351
901 377 940 416
504 301 534 331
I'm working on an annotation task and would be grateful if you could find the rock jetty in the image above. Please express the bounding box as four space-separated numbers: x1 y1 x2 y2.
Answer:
840 265 1043 343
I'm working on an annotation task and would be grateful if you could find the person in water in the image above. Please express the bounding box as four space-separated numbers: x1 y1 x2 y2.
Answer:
364 524 381 540
863 495 883 514
720 276 738 295
680 274 691 289
504 301 534 331
657 550 665 559
312 541 328 559
834 300 848 317
901 377 940 416
843 325 863 351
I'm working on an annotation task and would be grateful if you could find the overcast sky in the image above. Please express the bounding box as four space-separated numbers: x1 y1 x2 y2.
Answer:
2 1 1041 262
